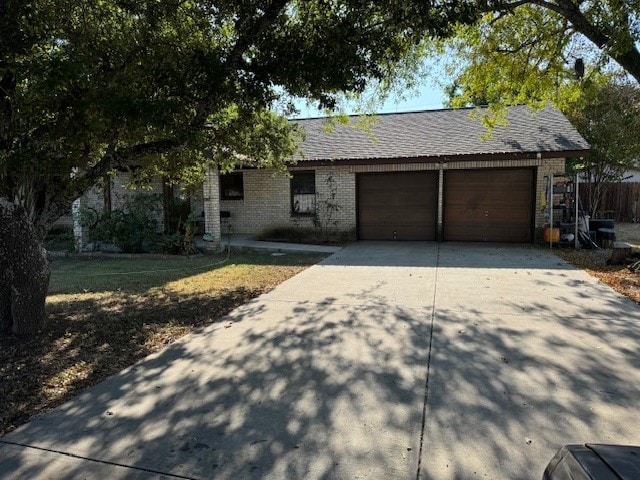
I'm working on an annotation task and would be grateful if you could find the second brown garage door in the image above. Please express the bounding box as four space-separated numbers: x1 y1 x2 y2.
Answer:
358 171 437 240
444 169 534 242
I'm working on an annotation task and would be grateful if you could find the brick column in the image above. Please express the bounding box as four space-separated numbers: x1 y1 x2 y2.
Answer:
437 162 445 241
71 167 84 250
71 197 83 250
203 166 221 250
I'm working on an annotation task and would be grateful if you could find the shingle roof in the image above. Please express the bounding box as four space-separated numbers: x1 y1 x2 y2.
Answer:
294 105 589 161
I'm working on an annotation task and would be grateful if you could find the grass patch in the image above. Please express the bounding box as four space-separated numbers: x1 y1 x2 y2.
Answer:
0 250 327 435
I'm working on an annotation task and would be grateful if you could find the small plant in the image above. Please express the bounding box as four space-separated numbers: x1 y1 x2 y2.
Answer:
313 173 342 243
166 198 198 254
164 197 192 234
160 213 198 255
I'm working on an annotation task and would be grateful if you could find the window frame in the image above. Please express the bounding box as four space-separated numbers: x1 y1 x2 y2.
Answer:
220 172 244 201
290 171 316 216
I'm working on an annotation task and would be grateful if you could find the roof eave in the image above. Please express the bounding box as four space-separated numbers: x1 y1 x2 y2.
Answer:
293 149 590 166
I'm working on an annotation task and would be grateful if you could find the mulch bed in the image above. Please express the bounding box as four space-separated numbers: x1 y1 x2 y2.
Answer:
555 248 640 304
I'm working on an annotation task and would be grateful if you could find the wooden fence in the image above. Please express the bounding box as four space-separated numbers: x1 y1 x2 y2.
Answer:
579 182 640 221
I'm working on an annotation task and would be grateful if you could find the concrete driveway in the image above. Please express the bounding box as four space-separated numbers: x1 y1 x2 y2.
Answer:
2 242 640 479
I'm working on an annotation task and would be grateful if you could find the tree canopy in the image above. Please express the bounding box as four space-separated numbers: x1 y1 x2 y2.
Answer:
440 1 640 109
0 0 480 336
442 1 640 217
480 1 640 83
0 0 479 234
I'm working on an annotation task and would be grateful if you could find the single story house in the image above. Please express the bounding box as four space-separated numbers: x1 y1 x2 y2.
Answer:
67 105 589 247
199 105 589 246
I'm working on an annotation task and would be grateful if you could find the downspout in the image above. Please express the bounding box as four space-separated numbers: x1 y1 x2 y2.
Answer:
437 161 445 242
575 168 580 250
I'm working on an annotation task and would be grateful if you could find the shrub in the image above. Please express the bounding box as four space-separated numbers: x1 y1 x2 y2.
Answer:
84 194 162 253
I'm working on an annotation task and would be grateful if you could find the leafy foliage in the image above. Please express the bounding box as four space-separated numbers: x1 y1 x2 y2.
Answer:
0 0 480 235
442 1 640 112
478 1 640 83
85 195 162 253
566 80 640 216
444 7 578 110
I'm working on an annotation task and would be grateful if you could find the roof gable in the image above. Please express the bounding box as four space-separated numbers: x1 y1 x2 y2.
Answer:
294 105 589 162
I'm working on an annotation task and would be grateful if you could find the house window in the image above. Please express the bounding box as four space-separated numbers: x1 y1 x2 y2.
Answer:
291 171 316 215
220 172 244 200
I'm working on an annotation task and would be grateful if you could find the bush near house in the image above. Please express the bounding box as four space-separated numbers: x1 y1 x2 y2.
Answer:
83 194 197 255
259 227 355 246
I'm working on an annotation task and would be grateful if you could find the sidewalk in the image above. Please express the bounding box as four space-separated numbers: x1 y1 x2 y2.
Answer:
197 234 342 254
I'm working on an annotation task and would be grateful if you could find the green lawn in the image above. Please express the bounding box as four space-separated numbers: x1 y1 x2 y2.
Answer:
1 250 327 435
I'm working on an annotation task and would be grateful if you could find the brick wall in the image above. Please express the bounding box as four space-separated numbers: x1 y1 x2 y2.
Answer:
209 157 567 241
534 158 567 230
203 167 221 249
218 166 356 237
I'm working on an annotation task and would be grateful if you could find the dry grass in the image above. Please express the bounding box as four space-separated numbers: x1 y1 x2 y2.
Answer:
554 222 640 304
0 251 327 436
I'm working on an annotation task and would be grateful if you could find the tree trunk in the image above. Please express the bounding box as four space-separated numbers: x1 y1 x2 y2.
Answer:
0 198 50 337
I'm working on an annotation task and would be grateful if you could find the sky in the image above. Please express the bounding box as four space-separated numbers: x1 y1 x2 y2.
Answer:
378 86 447 113
290 78 449 119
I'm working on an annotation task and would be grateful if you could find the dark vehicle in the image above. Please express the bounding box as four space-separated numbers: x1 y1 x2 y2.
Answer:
543 444 640 480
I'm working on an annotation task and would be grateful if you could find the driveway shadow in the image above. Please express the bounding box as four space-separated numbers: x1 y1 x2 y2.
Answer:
2 269 436 479
3 242 639 480
420 243 640 479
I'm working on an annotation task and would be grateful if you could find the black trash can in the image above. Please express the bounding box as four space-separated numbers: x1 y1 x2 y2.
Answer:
588 219 615 247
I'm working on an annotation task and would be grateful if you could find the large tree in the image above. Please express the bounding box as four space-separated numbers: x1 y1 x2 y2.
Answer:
441 1 640 111
567 80 640 217
442 2 640 218
481 1 640 84
0 0 479 336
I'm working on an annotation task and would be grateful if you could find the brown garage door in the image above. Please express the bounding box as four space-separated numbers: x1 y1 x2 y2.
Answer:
358 171 437 240
444 169 534 242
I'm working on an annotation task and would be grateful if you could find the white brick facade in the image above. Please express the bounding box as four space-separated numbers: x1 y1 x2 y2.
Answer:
204 157 567 241
218 166 357 237
202 167 222 249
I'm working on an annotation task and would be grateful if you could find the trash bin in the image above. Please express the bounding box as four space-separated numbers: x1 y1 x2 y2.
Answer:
543 444 640 480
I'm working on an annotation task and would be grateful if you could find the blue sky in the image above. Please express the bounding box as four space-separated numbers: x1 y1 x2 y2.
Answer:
291 81 448 119
377 86 447 113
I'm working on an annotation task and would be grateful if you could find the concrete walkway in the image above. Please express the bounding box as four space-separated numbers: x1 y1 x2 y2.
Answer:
198 233 343 254
2 243 640 479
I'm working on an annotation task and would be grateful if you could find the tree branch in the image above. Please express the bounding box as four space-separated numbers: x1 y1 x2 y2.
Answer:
188 0 290 131
481 0 640 83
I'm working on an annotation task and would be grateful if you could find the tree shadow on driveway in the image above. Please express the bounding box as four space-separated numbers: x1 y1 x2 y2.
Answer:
420 243 640 479
3 242 640 480
2 276 436 479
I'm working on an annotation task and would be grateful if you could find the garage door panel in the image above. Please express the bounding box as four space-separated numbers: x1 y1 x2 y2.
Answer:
359 224 431 241
358 172 437 241
444 169 533 242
